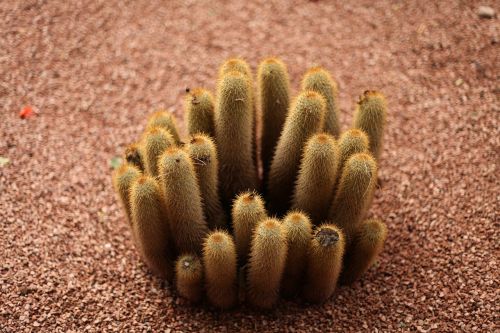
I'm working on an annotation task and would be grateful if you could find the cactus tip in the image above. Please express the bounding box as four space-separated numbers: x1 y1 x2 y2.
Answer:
262 57 281 64
210 232 225 243
316 227 340 247
289 212 305 222
315 133 329 142
349 129 367 137
358 90 386 103
137 175 148 185
306 66 325 74
305 90 320 99
242 191 256 203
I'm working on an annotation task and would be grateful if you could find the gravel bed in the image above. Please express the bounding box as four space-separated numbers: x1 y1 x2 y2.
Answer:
0 1 498 331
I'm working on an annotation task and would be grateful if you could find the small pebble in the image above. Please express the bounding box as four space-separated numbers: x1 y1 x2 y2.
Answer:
477 6 496 19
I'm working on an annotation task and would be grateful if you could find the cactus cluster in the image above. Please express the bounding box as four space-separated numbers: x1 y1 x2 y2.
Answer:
112 57 388 309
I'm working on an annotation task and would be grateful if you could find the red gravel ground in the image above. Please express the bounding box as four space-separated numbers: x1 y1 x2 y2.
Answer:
1 1 498 332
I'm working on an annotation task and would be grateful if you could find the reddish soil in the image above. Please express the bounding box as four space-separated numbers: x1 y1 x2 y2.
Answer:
1 1 498 332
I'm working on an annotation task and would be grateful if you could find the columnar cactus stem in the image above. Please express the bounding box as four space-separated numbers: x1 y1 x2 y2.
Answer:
303 224 344 303
185 88 216 137
130 176 174 280
328 153 377 244
112 57 389 308
218 58 258 174
257 58 290 183
187 134 227 230
247 218 287 309
231 191 267 264
147 110 181 144
112 163 141 224
337 129 369 176
267 91 325 216
158 147 209 254
353 91 387 160
175 254 204 303
292 133 339 224
215 69 258 206
301 67 341 137
281 211 312 298
333 129 370 201
341 219 387 285
141 127 175 177
203 231 238 309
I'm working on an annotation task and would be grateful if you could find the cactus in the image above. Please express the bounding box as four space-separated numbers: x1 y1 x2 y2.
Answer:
141 127 175 177
267 90 325 216
203 231 238 309
175 254 204 303
301 67 341 138
147 110 181 144
247 218 287 309
113 57 389 310
215 69 257 206
185 88 215 137
231 191 267 263
303 224 344 303
158 146 209 254
328 153 377 244
353 91 387 160
281 211 313 298
186 134 227 230
292 133 339 224
130 176 174 280
124 143 144 171
112 163 141 224
257 58 290 182
341 219 387 285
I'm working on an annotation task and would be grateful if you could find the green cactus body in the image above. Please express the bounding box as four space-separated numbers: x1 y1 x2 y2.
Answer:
203 231 238 309
281 211 313 298
303 224 344 303
215 70 258 206
328 153 377 244
353 91 387 160
267 91 326 216
247 218 287 309
257 58 290 182
337 129 369 176
187 134 227 230
301 67 341 138
130 176 174 280
333 129 369 202
158 147 209 255
124 143 144 171
218 58 258 174
147 110 181 144
175 254 204 303
185 88 215 137
231 191 267 264
141 127 175 177
292 133 339 224
341 219 387 285
112 163 141 225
